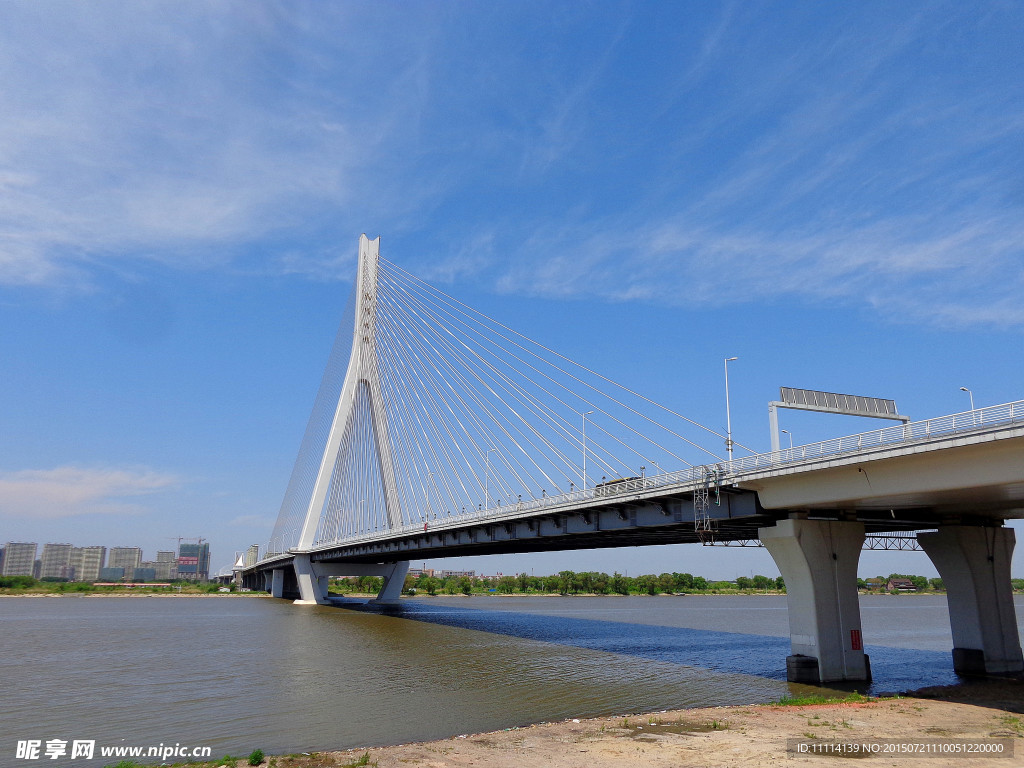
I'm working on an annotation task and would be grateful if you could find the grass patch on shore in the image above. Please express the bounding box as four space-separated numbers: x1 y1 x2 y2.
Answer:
772 691 872 707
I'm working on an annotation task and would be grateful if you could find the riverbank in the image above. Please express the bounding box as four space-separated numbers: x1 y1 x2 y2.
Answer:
175 683 1024 768
0 593 270 598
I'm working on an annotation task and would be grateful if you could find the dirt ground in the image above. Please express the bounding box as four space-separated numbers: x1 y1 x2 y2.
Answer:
256 679 1024 768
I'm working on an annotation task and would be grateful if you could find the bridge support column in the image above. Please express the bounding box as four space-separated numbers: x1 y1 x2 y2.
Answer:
759 518 869 684
270 568 285 599
293 554 329 605
918 526 1023 675
370 560 410 605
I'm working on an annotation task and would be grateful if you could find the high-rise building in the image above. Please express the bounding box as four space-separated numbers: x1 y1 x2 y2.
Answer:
40 543 74 579
69 546 106 582
177 542 210 581
1 542 37 577
109 547 142 581
154 550 178 580
244 544 260 567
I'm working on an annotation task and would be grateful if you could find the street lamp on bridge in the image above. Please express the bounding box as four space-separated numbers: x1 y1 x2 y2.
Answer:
484 449 497 509
582 410 595 489
724 357 738 463
960 386 975 411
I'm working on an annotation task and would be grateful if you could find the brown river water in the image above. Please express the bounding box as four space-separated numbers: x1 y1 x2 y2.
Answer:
1 593 1016 764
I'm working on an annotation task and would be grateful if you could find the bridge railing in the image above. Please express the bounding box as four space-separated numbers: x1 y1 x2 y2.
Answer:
726 399 1024 475
259 400 1023 561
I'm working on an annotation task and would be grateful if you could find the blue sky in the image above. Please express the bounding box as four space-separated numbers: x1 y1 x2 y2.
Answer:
1 2 1022 578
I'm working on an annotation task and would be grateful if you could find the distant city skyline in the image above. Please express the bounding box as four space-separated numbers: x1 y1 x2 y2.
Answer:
1 3 1022 579
1 539 218 581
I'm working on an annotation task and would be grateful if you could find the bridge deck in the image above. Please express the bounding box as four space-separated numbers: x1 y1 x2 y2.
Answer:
245 402 1024 574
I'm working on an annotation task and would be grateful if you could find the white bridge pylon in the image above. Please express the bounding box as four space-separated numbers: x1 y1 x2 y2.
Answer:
297 235 400 549
267 234 736 566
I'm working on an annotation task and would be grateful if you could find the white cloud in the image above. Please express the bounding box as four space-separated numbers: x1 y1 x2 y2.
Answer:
0 466 178 520
0 2 391 288
489 203 1024 330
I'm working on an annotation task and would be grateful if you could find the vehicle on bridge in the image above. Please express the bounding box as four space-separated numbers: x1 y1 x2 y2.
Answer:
593 476 642 497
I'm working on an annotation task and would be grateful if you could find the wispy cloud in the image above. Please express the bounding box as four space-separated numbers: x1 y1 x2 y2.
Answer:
492 203 1024 329
483 6 1024 329
0 466 178 519
0 3 404 289
2 2 1020 333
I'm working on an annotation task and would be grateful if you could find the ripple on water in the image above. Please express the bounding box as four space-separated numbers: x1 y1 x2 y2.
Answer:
0 594 983 760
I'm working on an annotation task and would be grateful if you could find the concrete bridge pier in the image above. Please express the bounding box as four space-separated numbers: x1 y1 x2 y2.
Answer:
759 518 869 684
918 526 1023 675
293 554 330 605
370 560 410 604
269 568 286 598
290 558 411 605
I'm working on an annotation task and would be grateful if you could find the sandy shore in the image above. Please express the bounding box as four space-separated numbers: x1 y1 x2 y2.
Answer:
251 681 1024 768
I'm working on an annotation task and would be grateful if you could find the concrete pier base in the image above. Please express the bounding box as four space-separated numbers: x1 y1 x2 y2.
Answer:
759 518 870 684
369 561 410 605
918 526 1023 675
293 554 330 605
270 568 285 599
288 559 411 605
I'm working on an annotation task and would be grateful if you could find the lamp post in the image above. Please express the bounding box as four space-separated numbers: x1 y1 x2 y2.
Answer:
781 429 793 450
960 386 976 426
484 449 497 509
582 410 594 489
959 386 975 411
724 357 738 463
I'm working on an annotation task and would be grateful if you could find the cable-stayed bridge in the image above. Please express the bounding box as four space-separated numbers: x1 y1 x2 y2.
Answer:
242 235 1024 685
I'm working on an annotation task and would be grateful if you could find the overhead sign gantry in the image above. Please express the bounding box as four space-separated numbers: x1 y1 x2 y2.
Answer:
769 386 909 452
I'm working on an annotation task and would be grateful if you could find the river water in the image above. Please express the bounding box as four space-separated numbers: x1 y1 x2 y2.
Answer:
1 593 1018 764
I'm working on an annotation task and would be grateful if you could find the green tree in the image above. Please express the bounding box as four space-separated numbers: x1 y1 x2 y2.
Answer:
735 576 752 590
0 575 36 589
751 574 773 590
635 574 659 595
611 572 630 595
674 572 694 590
